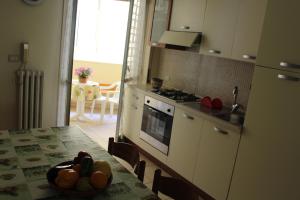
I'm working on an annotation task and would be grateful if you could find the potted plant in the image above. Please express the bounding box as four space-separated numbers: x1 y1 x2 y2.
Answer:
75 67 92 83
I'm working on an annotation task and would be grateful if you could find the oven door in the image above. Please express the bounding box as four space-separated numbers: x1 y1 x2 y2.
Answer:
140 104 173 155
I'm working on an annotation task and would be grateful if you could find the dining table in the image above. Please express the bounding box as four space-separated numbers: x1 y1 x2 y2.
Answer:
0 126 158 200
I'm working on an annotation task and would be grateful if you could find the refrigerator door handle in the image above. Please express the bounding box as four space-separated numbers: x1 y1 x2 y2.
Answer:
213 127 229 135
278 74 300 82
280 61 300 69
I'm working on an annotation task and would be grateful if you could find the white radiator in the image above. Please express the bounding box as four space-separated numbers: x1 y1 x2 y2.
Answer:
17 69 44 129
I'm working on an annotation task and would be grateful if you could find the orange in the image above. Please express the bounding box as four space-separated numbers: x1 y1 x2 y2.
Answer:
90 171 108 189
76 177 94 191
58 169 79 182
55 169 79 189
93 160 111 178
55 176 75 189
72 164 81 173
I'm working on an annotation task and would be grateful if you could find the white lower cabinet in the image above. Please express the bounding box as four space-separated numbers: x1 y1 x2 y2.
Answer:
122 88 241 199
167 108 204 181
167 108 240 200
192 120 240 200
122 87 144 143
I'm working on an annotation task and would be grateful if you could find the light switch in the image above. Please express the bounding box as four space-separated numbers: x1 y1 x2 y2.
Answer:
8 55 20 62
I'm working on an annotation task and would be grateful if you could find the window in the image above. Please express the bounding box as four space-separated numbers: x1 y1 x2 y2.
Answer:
126 0 146 83
74 0 130 64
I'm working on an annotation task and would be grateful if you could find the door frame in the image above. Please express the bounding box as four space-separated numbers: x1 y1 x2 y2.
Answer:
57 0 134 140
115 0 134 141
57 0 78 126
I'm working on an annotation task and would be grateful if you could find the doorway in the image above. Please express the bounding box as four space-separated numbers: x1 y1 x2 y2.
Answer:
58 0 146 149
69 0 130 149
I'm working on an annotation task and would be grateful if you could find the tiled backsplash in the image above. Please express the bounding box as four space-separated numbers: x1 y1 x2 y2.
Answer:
150 48 255 109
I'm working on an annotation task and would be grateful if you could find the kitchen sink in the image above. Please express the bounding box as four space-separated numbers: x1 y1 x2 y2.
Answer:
213 111 245 124
213 112 231 121
182 101 245 125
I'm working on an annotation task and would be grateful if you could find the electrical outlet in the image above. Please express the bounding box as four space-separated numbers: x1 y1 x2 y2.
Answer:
8 55 20 63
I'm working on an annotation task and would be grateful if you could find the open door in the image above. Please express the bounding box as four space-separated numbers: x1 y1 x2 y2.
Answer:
115 0 147 140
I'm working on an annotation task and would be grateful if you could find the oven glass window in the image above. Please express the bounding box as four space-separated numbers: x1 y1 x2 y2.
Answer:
141 104 173 146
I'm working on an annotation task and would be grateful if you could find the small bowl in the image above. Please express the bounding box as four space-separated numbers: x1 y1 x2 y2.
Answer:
47 161 112 198
151 77 163 90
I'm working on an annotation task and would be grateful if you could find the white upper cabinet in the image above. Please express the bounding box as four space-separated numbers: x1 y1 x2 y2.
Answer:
256 0 300 73
199 0 240 58
150 0 172 46
231 0 268 63
169 0 206 32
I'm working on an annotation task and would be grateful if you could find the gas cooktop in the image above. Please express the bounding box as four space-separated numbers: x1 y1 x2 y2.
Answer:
151 88 199 102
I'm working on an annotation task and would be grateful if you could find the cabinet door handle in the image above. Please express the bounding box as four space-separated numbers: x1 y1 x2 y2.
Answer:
280 61 300 69
208 49 221 54
278 74 300 82
242 54 256 60
180 25 190 30
213 127 228 135
131 104 138 110
132 94 139 99
183 113 194 120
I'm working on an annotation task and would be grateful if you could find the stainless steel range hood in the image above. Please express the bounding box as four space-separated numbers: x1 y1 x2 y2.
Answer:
158 31 202 51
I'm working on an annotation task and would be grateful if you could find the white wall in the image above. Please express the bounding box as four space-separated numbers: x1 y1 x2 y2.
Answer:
0 0 64 129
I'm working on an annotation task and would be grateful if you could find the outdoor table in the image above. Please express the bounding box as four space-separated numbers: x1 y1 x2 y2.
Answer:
71 80 100 122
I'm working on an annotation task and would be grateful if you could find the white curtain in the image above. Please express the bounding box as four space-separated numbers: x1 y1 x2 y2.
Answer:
125 0 147 84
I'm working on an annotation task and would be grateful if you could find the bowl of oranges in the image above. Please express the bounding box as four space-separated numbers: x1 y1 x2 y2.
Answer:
46 151 112 197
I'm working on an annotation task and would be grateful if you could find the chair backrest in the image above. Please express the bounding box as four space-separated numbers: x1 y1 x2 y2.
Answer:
111 81 121 100
152 169 200 200
108 137 145 182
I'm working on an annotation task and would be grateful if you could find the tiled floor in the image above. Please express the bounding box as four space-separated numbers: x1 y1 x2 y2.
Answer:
70 108 172 200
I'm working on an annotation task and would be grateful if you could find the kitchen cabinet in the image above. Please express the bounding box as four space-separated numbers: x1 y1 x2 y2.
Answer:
228 67 300 200
150 0 172 46
193 120 240 200
121 87 144 143
199 0 240 58
167 107 204 181
256 0 300 73
231 0 268 62
169 0 206 32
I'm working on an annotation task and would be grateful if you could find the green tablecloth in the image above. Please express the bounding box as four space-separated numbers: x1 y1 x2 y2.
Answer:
0 126 157 200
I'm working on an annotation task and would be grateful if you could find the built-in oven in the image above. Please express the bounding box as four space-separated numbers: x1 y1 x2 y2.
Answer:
140 96 175 155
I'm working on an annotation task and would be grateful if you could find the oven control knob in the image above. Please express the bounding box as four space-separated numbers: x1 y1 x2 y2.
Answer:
147 100 150 103
167 109 171 112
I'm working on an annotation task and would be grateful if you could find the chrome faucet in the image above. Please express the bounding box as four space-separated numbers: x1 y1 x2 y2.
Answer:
231 86 240 113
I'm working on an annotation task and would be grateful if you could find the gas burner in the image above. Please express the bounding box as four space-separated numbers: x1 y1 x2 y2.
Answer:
152 89 199 102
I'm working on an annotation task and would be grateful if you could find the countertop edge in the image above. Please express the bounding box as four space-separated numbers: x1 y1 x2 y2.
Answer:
129 84 243 133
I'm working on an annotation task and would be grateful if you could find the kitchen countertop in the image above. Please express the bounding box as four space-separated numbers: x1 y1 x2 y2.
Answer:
129 84 243 133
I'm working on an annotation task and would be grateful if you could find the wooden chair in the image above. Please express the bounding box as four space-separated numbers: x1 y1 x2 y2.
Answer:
108 137 146 182
152 169 200 200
